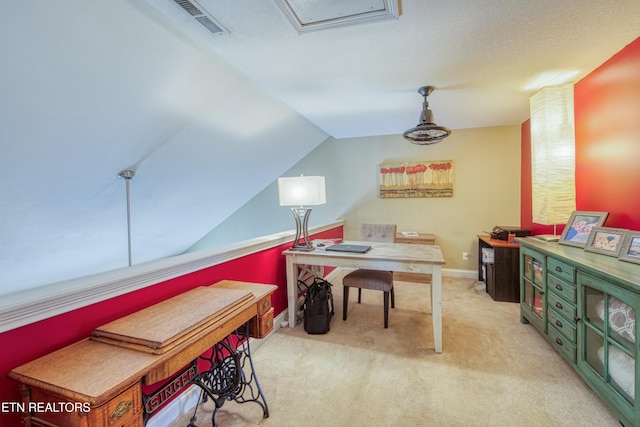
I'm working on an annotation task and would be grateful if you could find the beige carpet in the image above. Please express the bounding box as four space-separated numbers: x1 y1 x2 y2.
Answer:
172 272 619 427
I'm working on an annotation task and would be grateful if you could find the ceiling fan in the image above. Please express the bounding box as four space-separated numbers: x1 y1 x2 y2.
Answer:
403 86 451 145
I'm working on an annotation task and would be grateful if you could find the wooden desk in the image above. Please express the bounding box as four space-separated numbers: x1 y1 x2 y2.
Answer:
283 241 445 353
9 280 276 427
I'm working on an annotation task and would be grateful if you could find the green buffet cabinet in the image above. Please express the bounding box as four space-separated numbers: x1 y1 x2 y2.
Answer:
519 237 640 427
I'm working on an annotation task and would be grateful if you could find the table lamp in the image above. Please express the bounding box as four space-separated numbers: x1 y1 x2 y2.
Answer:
278 175 326 250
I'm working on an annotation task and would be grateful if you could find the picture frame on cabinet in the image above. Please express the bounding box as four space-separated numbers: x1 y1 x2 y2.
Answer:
584 227 628 257
618 231 640 264
558 211 609 248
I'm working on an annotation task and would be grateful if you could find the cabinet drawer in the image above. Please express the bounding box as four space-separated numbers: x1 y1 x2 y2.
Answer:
104 383 142 426
548 258 575 283
548 324 576 364
247 307 274 338
547 308 576 343
257 296 272 315
547 291 576 323
547 274 576 304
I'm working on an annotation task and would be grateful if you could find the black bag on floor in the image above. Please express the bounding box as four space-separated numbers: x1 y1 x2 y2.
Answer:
300 277 334 334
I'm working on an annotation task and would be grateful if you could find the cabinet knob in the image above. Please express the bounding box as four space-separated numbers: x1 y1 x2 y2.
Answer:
555 302 563 310
555 266 563 273
555 338 563 346
574 316 580 323
555 320 563 328
555 284 563 291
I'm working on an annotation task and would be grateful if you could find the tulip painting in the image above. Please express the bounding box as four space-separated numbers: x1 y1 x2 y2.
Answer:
379 160 453 198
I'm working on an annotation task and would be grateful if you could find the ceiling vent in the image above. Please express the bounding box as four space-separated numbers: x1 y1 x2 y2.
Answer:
274 0 399 33
172 0 228 35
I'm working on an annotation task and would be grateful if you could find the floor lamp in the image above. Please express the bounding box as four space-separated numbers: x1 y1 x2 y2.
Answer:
278 175 326 250
530 83 576 240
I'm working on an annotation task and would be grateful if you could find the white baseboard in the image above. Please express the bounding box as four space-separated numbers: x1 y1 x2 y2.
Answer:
146 383 201 427
442 268 477 279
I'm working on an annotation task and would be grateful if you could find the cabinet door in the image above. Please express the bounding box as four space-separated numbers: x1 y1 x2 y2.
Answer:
578 272 639 424
520 247 546 332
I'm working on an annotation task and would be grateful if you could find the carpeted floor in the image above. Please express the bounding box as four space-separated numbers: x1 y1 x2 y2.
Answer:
172 272 620 427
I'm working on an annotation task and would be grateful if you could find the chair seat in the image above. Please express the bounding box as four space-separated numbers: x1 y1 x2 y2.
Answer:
343 269 393 292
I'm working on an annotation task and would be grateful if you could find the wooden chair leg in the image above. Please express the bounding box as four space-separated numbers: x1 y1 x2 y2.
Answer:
391 287 395 308
358 288 362 303
383 291 390 328
343 286 349 321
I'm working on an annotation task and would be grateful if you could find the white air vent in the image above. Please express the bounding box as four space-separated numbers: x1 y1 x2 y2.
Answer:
172 0 228 35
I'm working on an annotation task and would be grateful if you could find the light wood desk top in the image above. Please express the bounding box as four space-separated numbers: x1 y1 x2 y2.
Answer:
284 240 444 270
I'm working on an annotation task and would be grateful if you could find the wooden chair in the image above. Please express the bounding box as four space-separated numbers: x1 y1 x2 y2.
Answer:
342 224 396 328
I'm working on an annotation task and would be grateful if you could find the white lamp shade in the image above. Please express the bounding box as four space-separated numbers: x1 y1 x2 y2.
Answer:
278 176 326 206
530 84 576 225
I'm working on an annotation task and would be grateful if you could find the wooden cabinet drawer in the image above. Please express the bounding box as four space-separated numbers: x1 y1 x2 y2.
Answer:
548 324 576 364
103 383 142 427
257 296 272 315
548 274 576 304
547 308 576 343
547 291 576 324
247 307 274 338
548 257 575 283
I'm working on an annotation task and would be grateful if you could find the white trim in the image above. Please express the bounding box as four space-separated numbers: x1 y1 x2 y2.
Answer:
442 268 477 279
146 383 201 427
0 221 344 333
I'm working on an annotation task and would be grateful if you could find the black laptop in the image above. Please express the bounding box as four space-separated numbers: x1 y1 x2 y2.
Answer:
325 243 371 253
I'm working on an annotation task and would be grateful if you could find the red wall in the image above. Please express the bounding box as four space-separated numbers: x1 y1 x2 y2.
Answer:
0 226 342 426
521 36 640 232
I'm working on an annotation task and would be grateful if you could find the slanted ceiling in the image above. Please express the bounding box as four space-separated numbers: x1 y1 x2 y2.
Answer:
0 1 327 294
1 0 638 295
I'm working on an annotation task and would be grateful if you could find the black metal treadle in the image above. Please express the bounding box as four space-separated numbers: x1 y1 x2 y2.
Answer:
187 325 269 427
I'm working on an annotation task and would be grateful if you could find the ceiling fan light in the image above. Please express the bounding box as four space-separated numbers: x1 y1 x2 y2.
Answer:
403 86 451 145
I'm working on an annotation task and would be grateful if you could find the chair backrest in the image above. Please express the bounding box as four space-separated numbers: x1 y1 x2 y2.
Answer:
360 224 397 243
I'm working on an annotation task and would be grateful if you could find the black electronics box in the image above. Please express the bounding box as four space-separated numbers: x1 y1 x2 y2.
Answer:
490 226 531 241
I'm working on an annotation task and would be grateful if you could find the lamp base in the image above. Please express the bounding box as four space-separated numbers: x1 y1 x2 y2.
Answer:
290 208 315 251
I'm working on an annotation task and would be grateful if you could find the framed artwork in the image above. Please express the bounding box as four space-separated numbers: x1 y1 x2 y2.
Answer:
379 160 453 198
558 211 608 248
584 227 628 257
618 232 640 264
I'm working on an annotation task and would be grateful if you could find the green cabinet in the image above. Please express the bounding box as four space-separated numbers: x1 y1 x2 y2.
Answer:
519 238 640 427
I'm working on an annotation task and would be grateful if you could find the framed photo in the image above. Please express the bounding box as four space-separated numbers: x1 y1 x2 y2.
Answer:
618 232 640 264
584 227 628 257
559 211 609 248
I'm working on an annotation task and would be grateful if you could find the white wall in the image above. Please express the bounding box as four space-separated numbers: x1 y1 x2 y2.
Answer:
189 125 521 271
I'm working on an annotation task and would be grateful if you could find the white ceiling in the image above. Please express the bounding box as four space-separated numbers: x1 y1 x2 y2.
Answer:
0 0 638 295
143 0 640 138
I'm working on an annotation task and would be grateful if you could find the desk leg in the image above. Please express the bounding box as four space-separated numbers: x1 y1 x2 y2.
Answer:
285 256 298 329
431 266 442 353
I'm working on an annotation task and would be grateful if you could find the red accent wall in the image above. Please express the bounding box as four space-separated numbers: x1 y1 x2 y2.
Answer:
574 37 640 228
521 36 640 232
0 226 342 426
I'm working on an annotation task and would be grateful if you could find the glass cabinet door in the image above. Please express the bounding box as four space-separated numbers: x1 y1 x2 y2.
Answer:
521 248 546 330
580 272 638 412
